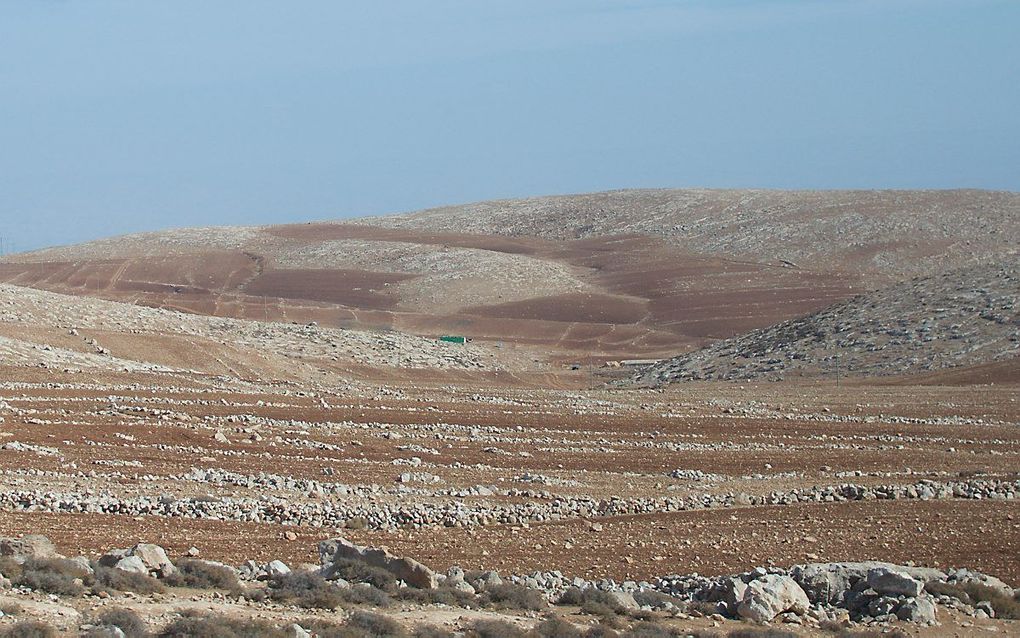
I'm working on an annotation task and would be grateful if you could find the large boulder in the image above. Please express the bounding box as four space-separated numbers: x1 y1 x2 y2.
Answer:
897 596 937 624
266 560 292 579
608 591 640 611
710 576 748 615
319 537 438 589
99 543 176 578
791 562 941 605
445 566 476 595
0 535 60 563
736 575 810 623
113 555 149 576
131 543 177 578
866 567 923 598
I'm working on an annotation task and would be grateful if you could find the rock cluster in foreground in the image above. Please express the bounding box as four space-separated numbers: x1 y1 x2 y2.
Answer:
2 533 1017 633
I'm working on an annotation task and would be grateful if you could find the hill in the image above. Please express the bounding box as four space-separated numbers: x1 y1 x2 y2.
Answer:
0 282 506 382
1 189 1017 364
631 258 1020 384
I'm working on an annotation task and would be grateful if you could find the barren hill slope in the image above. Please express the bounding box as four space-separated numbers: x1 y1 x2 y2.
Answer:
0 283 503 381
361 189 1020 280
632 258 1020 385
1 189 1016 363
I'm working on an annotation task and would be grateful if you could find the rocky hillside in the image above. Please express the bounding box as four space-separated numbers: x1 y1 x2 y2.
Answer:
361 189 1020 280
0 283 501 379
633 258 1020 384
2 189 1017 364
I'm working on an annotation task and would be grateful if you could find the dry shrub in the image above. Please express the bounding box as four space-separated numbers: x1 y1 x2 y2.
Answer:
92 607 149 638
556 588 624 618
93 566 165 595
534 617 583 638
0 622 58 638
158 611 288 638
467 619 528 638
414 625 456 638
583 624 620 638
926 581 1020 619
479 583 546 611
339 583 392 607
327 558 396 590
269 571 346 610
164 559 239 590
687 600 722 616
346 611 407 638
727 629 798 638
10 558 90 597
0 601 23 616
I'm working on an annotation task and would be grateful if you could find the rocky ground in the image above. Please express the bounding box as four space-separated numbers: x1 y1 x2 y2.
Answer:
1 190 1019 636
633 259 1019 384
0 283 520 378
361 189 1020 280
0 531 1018 637
0 358 1018 635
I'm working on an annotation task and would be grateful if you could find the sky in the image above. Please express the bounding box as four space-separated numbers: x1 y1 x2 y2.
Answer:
1 0 1018 252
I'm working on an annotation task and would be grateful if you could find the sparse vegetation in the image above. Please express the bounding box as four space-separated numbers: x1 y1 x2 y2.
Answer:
0 601 22 616
346 610 407 638
925 581 1020 619
534 617 583 638
0 622 58 638
92 607 149 638
268 571 347 610
158 611 288 638
3 558 89 597
478 583 547 611
164 558 239 590
413 625 456 638
557 587 625 618
93 566 165 595
726 629 798 638
327 558 396 590
467 619 528 638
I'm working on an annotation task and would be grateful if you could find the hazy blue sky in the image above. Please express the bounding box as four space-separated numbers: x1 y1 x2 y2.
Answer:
1 0 1018 251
